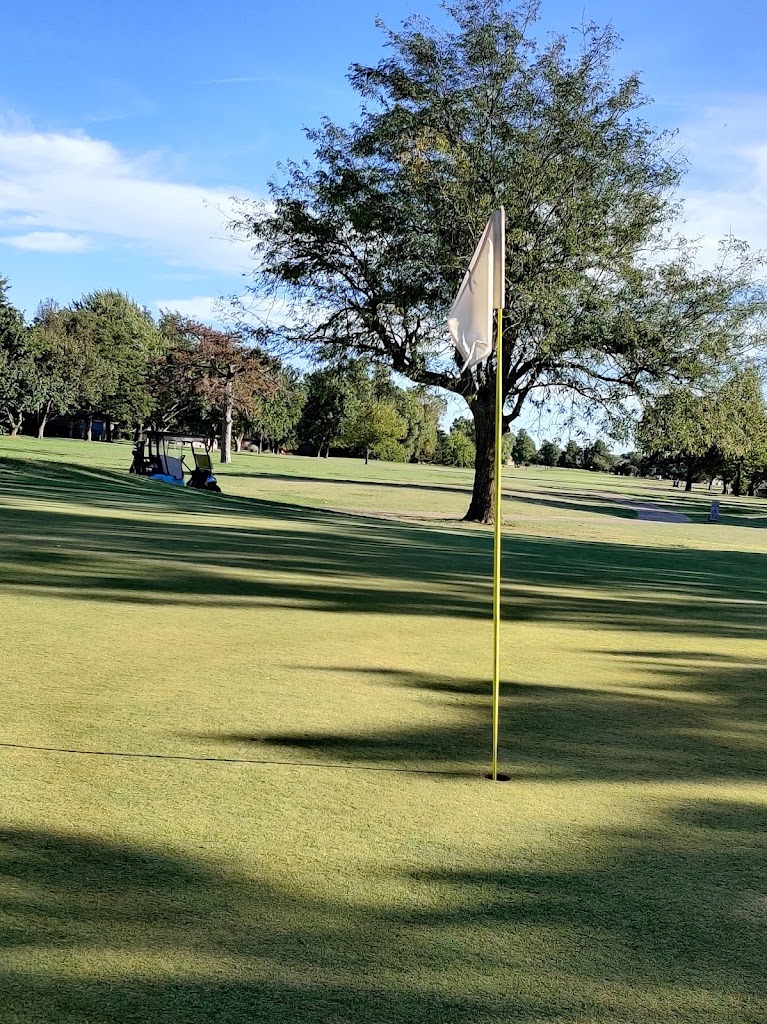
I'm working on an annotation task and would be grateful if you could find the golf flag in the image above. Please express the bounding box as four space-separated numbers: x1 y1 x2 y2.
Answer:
448 208 505 369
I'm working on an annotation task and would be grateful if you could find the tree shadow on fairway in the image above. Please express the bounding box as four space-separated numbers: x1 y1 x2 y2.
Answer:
201 654 767 783
2 456 767 641
0 455 284 520
1 797 764 1023
0 827 494 1024
505 488 638 520
393 798 767 1009
219 467 474 498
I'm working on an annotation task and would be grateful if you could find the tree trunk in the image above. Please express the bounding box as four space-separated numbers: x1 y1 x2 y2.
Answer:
684 460 694 492
8 411 22 437
105 418 113 443
465 394 497 523
235 433 245 453
259 431 264 454
365 448 370 465
221 366 234 464
37 402 52 439
747 477 757 497
733 462 743 497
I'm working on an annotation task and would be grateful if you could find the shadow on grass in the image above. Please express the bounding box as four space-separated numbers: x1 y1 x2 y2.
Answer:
2 455 766 1020
1 797 764 1023
193 651 767 783
218 466 474 497
0 739 474 777
506 488 637 520
1 457 767 641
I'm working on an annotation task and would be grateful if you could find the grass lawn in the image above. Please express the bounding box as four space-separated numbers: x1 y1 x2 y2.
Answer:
1 436 766 1023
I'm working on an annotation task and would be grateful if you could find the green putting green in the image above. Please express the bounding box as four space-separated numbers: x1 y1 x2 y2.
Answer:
1 437 765 1023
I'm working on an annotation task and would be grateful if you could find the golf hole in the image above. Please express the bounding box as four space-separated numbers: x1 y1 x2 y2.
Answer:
484 772 511 782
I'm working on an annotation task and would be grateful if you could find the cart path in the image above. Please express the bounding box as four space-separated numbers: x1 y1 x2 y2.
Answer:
605 494 692 523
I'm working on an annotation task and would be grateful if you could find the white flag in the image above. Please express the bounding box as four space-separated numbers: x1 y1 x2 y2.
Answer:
447 208 505 371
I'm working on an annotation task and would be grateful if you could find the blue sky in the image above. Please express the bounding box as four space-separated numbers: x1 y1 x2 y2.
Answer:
1 0 766 432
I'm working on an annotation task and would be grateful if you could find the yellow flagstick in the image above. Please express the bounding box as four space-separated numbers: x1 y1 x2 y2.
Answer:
445 206 505 781
491 305 504 781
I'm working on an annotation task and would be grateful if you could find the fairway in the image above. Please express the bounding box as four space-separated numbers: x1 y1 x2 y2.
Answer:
1 437 766 1023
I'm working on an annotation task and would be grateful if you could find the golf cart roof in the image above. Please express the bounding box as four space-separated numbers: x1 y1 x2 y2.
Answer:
149 432 211 445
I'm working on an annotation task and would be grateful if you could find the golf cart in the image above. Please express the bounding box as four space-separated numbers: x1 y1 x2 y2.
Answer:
129 432 221 492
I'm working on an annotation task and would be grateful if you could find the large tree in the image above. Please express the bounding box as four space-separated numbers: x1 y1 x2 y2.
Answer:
397 388 446 462
22 291 162 440
343 399 407 464
156 315 276 462
512 429 537 465
27 302 110 439
439 422 476 467
69 290 163 437
235 0 766 521
558 440 583 468
297 363 367 457
238 366 305 453
538 440 562 467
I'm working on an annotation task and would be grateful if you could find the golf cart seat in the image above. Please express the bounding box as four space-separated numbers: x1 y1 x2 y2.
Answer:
162 454 184 481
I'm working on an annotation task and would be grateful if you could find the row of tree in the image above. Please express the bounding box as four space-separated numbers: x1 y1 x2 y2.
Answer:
296 362 446 462
5 276 766 492
0 279 453 463
0 280 290 461
438 418 618 472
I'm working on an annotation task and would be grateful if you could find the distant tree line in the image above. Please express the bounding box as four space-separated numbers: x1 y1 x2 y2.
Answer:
0 279 291 462
422 417 623 472
0 277 450 465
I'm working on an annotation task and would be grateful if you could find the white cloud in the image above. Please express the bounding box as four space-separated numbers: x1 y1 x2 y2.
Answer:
2 230 91 253
153 295 223 322
677 96 767 263
0 126 254 273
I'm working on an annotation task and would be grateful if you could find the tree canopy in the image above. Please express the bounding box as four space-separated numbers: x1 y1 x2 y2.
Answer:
0 278 35 436
638 367 767 492
512 429 537 465
538 440 562 467
343 399 407 463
